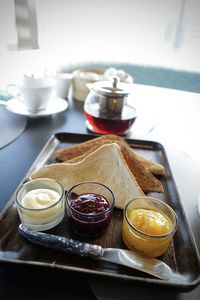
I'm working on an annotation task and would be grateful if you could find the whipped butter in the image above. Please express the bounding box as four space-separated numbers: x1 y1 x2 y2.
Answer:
16 180 65 231
21 188 60 209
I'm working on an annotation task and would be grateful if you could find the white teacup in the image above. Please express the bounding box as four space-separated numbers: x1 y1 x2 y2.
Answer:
6 78 56 113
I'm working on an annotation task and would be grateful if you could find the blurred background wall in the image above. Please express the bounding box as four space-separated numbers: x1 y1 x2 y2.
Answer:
0 0 199 89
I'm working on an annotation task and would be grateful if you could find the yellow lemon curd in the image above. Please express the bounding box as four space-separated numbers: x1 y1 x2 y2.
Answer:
122 206 173 257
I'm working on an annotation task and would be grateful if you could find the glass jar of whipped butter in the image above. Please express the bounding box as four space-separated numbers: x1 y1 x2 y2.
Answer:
16 178 65 231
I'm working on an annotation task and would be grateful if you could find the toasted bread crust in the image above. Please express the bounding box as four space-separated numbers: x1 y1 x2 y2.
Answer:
55 134 164 175
55 135 119 161
55 135 164 193
134 152 165 176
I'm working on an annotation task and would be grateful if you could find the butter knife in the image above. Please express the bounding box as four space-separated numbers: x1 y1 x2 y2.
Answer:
19 224 172 280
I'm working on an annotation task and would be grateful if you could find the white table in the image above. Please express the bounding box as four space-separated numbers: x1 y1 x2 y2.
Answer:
90 84 200 299
0 84 200 299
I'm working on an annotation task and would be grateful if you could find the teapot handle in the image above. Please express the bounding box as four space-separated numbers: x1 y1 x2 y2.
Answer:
6 84 23 102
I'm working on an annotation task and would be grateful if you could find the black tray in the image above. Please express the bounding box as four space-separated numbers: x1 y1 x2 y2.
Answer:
0 132 199 291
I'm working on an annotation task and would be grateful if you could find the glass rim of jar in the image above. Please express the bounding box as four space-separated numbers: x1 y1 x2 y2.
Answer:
66 181 115 216
16 178 65 211
124 197 178 239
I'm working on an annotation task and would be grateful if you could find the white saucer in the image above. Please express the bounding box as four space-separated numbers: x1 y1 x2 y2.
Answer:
5 97 69 118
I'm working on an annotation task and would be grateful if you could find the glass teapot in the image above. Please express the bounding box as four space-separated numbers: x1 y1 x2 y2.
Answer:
84 77 137 135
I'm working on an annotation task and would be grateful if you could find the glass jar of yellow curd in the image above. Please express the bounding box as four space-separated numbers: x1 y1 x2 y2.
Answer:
122 197 178 258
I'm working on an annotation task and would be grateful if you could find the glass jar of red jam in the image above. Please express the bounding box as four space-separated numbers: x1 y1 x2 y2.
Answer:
66 181 115 236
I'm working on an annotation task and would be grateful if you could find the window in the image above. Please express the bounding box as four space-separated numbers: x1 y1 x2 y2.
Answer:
0 0 199 88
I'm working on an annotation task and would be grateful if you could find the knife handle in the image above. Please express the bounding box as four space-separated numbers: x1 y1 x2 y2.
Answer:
19 224 103 259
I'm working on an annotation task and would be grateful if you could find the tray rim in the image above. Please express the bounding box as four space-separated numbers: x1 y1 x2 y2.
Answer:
0 131 200 292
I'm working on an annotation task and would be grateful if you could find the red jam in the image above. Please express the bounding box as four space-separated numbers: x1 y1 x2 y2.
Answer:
67 193 112 236
71 193 110 214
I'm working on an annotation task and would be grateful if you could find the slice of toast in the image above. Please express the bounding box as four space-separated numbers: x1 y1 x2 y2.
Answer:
55 134 165 176
55 135 119 161
55 135 164 193
32 143 145 209
133 152 165 176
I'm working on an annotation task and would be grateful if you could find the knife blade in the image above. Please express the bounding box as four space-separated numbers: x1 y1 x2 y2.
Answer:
18 224 173 280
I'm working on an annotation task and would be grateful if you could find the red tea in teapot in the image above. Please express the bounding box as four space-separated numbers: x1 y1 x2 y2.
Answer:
85 103 136 135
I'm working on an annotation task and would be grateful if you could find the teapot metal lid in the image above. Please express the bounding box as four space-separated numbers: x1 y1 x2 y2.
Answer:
87 77 130 98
